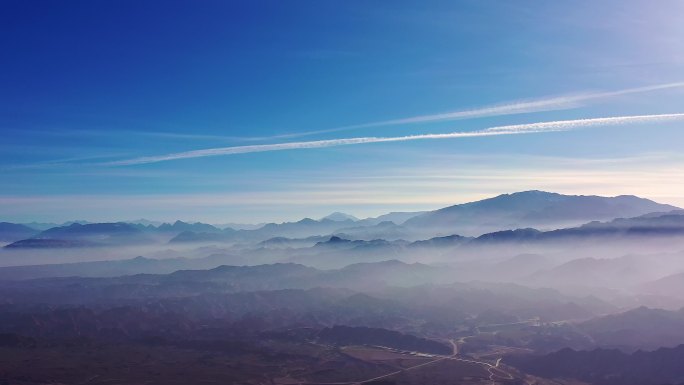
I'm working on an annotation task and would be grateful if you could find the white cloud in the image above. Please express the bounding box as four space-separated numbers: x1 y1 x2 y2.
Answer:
107 113 684 166
268 81 684 138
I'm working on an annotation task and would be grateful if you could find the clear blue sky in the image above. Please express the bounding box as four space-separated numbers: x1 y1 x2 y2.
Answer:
2 0 684 223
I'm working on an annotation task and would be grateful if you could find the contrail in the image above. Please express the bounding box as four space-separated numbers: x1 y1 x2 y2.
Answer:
108 113 684 166
269 82 684 139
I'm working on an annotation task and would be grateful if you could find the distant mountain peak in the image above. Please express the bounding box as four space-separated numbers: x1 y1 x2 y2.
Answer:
510 190 557 196
297 218 317 224
125 219 163 227
327 235 347 243
321 212 358 222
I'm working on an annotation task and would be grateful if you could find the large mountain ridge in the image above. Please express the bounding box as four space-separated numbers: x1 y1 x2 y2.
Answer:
2 191 681 250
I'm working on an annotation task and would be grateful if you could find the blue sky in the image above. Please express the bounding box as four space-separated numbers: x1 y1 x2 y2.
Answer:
2 0 684 223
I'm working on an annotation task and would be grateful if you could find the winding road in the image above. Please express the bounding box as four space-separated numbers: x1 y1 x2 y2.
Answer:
296 338 515 385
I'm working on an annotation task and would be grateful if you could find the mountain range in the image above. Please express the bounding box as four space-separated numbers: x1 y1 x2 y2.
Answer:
2 191 684 385
4 191 677 247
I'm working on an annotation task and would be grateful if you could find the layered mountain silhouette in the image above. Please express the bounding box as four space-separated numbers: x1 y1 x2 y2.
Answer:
155 220 222 233
2 190 684 385
5 222 153 248
641 271 684 300
577 306 684 350
466 210 684 246
164 191 682 243
509 344 684 385
0 222 39 242
404 190 678 236
3 191 681 250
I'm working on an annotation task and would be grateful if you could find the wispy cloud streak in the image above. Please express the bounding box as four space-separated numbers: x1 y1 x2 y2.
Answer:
273 82 684 138
107 113 684 166
17 83 681 144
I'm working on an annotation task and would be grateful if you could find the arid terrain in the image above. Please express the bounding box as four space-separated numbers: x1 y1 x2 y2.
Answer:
2 192 684 384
